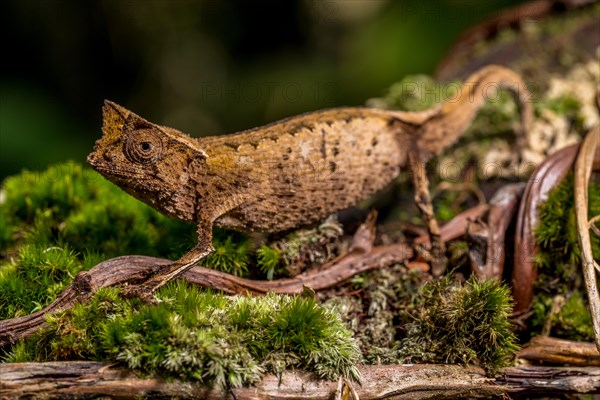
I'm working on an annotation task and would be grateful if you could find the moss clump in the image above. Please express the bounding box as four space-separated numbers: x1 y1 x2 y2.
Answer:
5 281 360 389
535 174 600 276
531 174 599 341
322 265 427 365
260 216 344 277
202 229 252 277
256 245 283 280
0 162 197 259
0 244 95 319
398 275 518 375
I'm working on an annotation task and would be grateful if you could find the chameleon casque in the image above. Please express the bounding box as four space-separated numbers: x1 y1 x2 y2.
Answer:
87 65 532 299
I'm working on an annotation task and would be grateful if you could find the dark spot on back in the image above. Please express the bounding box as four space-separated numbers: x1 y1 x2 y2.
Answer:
320 129 326 159
329 161 337 174
224 142 240 151
372 138 378 146
333 147 340 156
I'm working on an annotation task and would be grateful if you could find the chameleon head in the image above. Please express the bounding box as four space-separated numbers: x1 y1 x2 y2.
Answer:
87 100 207 218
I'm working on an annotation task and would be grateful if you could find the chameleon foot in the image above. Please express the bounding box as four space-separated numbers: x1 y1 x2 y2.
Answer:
121 284 159 305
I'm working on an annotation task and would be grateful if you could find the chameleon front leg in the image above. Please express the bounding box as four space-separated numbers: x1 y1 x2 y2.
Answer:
122 223 215 302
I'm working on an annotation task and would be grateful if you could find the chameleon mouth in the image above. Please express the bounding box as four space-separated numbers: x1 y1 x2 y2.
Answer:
86 152 101 168
86 153 146 181
88 161 150 183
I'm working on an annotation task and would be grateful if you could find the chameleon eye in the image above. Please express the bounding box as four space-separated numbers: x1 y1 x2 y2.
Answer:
140 142 152 151
125 129 163 164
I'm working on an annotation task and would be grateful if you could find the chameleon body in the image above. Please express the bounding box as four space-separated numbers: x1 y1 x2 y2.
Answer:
87 65 532 297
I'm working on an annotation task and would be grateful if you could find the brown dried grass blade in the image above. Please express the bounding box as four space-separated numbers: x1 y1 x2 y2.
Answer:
574 125 600 351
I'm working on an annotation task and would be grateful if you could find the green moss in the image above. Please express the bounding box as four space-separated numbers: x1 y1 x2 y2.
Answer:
536 95 585 133
256 245 283 281
554 293 595 341
369 73 520 144
535 174 600 274
531 174 600 341
5 281 360 389
398 275 518 375
466 90 521 142
0 163 197 319
0 163 198 259
0 244 84 319
202 229 252 277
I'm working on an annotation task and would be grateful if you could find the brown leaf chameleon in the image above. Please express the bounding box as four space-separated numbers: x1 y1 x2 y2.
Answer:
87 65 532 300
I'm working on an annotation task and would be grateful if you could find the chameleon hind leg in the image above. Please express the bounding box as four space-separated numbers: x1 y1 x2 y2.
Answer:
408 152 447 276
404 65 534 275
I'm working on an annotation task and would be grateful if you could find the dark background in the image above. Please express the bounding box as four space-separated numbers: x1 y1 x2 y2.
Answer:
0 0 526 180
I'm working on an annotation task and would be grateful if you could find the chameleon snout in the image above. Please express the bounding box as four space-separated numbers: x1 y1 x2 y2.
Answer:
86 152 98 167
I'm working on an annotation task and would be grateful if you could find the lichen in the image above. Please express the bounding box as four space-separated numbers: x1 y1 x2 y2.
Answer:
264 215 345 276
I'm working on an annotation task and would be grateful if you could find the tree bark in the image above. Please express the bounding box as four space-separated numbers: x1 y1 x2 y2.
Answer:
518 336 600 366
1 362 599 399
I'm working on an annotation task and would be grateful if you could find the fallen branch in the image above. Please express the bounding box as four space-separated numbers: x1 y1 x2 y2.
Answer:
0 239 412 346
415 204 490 246
1 362 598 399
518 336 600 366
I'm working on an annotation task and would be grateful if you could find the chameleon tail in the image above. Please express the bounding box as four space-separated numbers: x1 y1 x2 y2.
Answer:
406 65 534 162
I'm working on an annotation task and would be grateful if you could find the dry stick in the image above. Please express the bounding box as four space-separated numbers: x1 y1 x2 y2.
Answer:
518 336 600 366
483 183 525 278
0 240 412 347
574 125 600 351
1 362 598 399
415 204 490 246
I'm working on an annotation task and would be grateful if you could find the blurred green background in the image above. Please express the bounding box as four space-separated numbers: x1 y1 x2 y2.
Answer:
0 0 527 180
